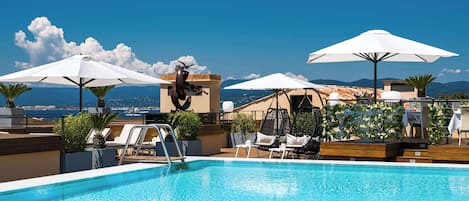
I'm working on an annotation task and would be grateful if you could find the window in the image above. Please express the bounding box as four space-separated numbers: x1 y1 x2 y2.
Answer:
391 83 414 92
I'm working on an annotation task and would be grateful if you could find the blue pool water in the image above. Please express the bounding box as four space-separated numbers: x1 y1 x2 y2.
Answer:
2 160 469 201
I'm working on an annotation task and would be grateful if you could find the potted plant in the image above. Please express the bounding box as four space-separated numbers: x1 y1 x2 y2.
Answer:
0 83 31 127
157 111 201 156
231 113 256 146
54 113 93 173
89 112 118 148
405 74 435 97
86 85 114 113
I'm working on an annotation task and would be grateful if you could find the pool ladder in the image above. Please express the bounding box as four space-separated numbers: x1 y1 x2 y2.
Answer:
118 124 185 165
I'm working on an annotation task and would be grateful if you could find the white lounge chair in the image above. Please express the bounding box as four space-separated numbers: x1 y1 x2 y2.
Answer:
255 132 276 147
105 124 143 147
459 106 469 146
86 128 111 144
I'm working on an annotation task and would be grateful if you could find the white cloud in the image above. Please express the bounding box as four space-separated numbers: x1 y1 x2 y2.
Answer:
225 75 237 80
243 73 261 80
439 68 462 77
284 72 309 81
14 17 209 76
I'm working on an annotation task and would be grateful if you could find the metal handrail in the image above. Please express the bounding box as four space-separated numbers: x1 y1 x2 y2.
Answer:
118 123 184 165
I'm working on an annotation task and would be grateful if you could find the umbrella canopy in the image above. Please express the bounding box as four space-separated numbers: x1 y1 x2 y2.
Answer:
0 55 169 111
307 29 458 101
224 73 325 90
224 73 325 135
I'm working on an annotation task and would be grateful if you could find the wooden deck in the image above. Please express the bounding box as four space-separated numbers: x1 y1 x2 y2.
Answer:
211 148 272 158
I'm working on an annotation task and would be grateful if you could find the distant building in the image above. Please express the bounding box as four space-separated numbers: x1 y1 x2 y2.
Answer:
225 85 385 121
382 80 417 99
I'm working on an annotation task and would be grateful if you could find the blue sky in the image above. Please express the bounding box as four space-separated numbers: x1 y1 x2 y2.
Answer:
0 0 468 83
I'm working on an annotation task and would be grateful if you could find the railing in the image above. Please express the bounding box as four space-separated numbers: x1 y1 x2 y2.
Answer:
219 110 266 123
144 112 221 125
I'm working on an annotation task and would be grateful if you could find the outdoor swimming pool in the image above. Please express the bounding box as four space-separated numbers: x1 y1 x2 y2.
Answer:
1 158 469 201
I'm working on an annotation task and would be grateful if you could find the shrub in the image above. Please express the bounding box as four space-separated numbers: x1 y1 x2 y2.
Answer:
323 103 404 142
427 104 449 145
169 111 201 140
231 113 256 137
53 113 92 153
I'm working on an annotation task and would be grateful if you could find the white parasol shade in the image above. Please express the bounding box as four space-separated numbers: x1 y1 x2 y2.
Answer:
224 73 325 135
307 30 458 101
224 73 325 90
0 55 170 111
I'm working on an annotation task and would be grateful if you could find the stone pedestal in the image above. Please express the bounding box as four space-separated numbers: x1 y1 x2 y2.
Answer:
0 108 25 128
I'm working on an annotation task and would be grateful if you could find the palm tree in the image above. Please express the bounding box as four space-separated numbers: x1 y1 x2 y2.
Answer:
0 83 31 108
90 112 118 148
86 85 115 107
405 74 436 97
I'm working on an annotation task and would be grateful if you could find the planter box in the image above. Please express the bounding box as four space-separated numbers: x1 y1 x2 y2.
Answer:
429 145 469 162
0 108 25 128
156 140 201 156
63 151 92 173
63 148 116 173
321 141 400 161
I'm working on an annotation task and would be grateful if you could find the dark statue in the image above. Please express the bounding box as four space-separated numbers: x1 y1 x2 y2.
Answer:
170 61 206 111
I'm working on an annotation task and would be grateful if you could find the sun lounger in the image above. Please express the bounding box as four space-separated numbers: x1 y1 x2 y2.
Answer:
105 124 143 147
86 128 111 144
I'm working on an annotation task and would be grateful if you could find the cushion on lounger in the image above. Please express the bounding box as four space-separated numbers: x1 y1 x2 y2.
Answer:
255 132 275 145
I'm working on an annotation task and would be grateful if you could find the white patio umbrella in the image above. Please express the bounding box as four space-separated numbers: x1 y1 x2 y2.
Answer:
0 55 170 111
307 29 458 102
224 73 325 135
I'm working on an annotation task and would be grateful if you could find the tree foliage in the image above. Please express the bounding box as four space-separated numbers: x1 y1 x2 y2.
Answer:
86 85 115 107
405 74 436 97
90 112 118 134
231 113 256 137
0 83 31 108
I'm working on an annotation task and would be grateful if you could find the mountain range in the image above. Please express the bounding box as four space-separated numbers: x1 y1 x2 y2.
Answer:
8 78 469 108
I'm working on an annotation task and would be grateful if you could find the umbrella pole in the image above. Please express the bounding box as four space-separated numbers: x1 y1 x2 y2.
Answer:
79 78 83 112
275 89 279 136
373 61 378 103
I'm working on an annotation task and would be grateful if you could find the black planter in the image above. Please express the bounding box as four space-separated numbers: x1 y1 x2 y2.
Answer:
63 148 116 173
63 151 92 173
156 140 202 156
